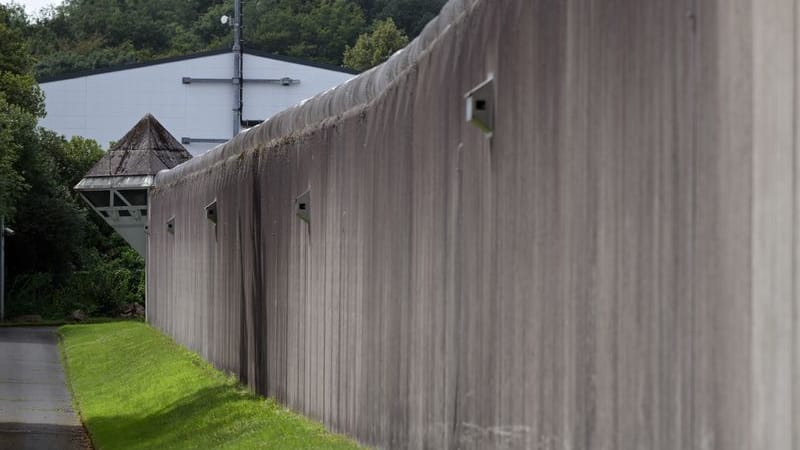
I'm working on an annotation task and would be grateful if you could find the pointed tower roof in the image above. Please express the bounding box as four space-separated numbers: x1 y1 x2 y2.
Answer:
84 114 192 177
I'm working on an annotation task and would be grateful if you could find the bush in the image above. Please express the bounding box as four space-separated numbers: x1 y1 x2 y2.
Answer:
6 248 144 319
6 272 57 318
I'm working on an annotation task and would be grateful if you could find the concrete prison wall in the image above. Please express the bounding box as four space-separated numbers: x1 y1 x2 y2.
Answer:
147 0 800 448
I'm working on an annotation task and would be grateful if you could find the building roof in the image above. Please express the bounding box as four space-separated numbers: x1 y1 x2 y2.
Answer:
84 113 193 178
38 48 359 84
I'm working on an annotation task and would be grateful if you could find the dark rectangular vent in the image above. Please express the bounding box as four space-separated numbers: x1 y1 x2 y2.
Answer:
295 190 310 224
205 200 218 224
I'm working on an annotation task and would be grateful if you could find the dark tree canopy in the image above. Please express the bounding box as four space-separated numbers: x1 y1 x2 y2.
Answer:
368 0 447 37
0 3 43 218
244 0 366 66
18 0 447 79
1 4 144 319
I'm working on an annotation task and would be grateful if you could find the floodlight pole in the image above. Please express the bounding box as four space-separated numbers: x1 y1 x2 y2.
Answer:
232 0 243 137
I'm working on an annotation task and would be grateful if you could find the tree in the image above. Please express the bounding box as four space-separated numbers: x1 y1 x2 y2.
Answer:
7 130 95 278
25 0 227 78
1 4 144 319
246 0 366 66
0 3 43 218
4 128 145 319
344 18 408 71
368 0 446 37
18 0 446 78
0 99 30 219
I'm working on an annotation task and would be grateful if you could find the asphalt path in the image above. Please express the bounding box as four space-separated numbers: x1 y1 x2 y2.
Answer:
0 327 91 450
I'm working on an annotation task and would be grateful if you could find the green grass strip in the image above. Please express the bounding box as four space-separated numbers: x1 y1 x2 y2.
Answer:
59 322 365 450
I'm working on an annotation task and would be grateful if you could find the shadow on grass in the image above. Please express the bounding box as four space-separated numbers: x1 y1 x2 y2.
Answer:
86 385 241 448
84 385 340 449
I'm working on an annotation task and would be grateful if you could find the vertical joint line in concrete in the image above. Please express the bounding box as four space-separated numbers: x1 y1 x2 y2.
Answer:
687 0 698 443
792 0 798 444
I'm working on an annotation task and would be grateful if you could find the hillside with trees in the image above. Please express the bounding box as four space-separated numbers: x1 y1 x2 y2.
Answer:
15 0 446 79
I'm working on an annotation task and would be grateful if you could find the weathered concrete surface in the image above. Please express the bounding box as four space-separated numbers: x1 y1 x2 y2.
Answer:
0 328 91 450
147 0 800 449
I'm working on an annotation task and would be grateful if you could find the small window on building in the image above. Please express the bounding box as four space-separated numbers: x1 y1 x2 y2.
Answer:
119 189 148 206
82 191 111 208
113 192 129 207
118 209 131 217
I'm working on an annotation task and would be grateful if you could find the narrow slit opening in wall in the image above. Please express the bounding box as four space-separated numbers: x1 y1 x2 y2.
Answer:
295 190 310 224
205 199 218 224
465 75 495 137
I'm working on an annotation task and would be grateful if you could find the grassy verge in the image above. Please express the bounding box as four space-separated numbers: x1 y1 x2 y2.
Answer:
59 322 364 450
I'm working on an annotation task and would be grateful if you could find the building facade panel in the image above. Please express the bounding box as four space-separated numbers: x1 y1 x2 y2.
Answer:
39 51 355 155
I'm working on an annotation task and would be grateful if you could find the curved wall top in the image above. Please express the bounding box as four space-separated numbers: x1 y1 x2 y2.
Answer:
155 0 479 187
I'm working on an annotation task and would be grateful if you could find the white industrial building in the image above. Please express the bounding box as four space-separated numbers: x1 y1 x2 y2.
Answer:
39 48 357 155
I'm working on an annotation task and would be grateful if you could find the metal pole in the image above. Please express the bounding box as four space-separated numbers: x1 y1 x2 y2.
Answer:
232 0 242 137
1 216 5 322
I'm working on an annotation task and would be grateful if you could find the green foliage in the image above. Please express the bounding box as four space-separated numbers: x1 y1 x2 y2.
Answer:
16 0 445 77
34 42 144 81
4 130 145 319
0 3 145 321
0 4 43 218
367 0 446 37
25 0 219 78
58 248 144 316
344 18 409 71
0 99 32 219
246 0 366 66
8 129 93 278
51 135 104 189
7 244 144 319
5 272 54 318
59 322 365 450
0 4 35 75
